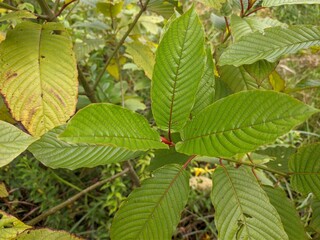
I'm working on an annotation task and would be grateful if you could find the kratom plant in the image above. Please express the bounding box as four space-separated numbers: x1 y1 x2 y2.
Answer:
0 0 320 239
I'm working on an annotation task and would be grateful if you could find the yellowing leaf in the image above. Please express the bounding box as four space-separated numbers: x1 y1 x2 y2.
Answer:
269 71 285 92
106 56 126 80
96 1 123 18
0 210 31 240
0 182 8 198
16 228 83 240
0 22 78 136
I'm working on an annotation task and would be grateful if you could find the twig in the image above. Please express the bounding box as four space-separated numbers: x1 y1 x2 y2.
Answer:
123 161 141 187
26 168 129 226
36 0 55 20
93 0 150 90
183 155 196 169
240 0 244 17
77 65 97 103
245 7 265 17
0 2 19 11
54 0 78 19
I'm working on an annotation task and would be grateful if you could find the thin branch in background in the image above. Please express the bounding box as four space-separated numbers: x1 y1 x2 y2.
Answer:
77 65 97 103
26 168 130 226
93 0 150 90
54 0 78 19
239 0 244 17
36 0 55 20
245 7 265 17
183 155 196 169
0 2 19 11
117 52 125 107
123 161 141 187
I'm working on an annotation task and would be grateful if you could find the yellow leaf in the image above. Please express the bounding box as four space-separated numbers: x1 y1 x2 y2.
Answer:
269 71 285 92
0 182 8 198
106 56 126 80
0 210 31 239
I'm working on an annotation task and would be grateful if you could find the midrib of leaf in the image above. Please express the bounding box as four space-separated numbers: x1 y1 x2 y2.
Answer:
222 166 251 237
136 165 185 238
183 113 309 141
168 15 193 136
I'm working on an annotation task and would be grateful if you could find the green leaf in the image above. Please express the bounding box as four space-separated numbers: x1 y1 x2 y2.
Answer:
151 6 205 132
263 186 308 240
96 1 123 17
176 91 318 157
192 47 216 116
60 104 167 151
29 126 141 170
0 210 31 240
110 164 189 240
289 143 320 199
74 39 104 61
16 228 83 240
0 121 36 167
311 200 320 233
262 0 320 7
148 148 189 171
211 166 288 239
256 145 296 173
0 10 36 22
219 26 320 66
147 0 181 19
218 65 259 92
0 22 78 136
125 40 155 79
244 60 277 85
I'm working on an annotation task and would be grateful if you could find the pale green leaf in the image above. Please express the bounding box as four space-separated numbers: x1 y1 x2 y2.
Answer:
125 40 155 79
151 6 205 132
263 186 308 240
29 126 141 170
192 47 216 116
263 0 320 7
218 65 259 92
289 143 320 199
0 121 36 167
74 39 104 61
0 10 36 22
16 228 83 240
198 0 227 10
219 26 320 66
60 104 167 151
176 91 318 157
0 210 31 240
110 164 189 240
311 200 320 233
211 166 288 239
0 22 78 136
148 0 180 18
96 1 123 17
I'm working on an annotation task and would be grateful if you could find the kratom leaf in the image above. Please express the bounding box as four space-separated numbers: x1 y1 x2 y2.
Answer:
0 121 36 167
263 186 308 240
110 164 189 240
16 228 83 240
176 91 318 157
29 126 141 170
231 15 286 42
311 200 320 233
147 0 180 18
74 39 104 61
125 40 155 79
244 60 277 84
0 22 78 136
192 47 216 116
60 104 167 151
269 71 286 91
218 65 259 92
289 143 320 199
0 10 36 22
211 166 288 239
0 210 31 240
219 26 320 66
287 79 320 93
151 6 205 132
96 1 123 17
148 148 189 171
0 98 15 124
263 0 320 7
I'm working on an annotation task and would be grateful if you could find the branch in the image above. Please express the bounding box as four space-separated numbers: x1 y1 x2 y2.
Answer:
54 0 78 19
0 2 19 11
123 161 141 187
77 65 97 103
36 0 55 20
93 0 150 90
26 168 129 226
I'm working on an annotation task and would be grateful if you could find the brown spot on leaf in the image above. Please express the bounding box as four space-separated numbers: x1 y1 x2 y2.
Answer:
4 70 18 82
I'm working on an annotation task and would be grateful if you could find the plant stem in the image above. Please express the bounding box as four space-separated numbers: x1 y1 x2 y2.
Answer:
54 0 78 19
26 168 129 226
183 155 196 169
93 0 150 90
77 65 97 103
123 161 141 187
36 0 55 20
0 2 19 11
222 157 289 177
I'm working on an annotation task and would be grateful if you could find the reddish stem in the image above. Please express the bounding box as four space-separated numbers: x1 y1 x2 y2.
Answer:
183 155 196 169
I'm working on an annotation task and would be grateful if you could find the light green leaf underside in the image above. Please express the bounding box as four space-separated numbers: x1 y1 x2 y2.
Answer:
29 126 141 170
192 47 216 116
231 15 286 42
176 91 318 157
0 10 36 22
0 22 78 136
60 104 167 151
263 0 320 7
0 210 31 240
16 228 83 240
151 6 205 132
0 121 36 167
219 26 320 66
125 40 155 79
211 166 288 240
263 186 307 240
311 200 320 233
110 164 189 240
289 143 320 199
